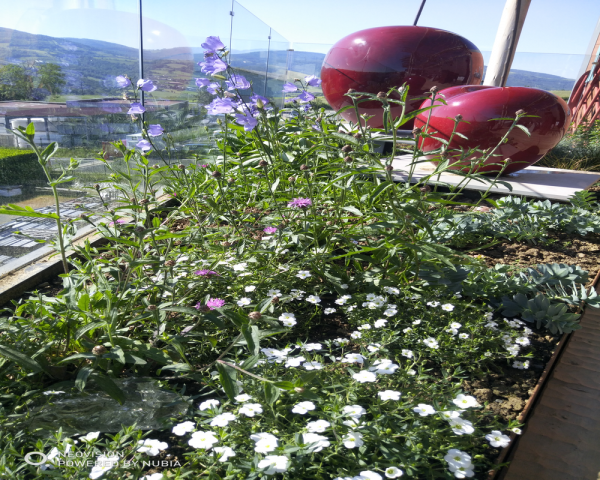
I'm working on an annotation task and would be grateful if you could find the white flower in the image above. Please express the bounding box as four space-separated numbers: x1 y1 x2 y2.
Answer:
350 331 362 339
427 301 440 307
290 289 305 300
324 308 336 315
233 262 247 271
378 390 401 401
189 431 219 450
444 449 472 468
512 360 530 369
449 418 474 435
447 328 459 336
141 474 164 480
450 322 462 329
484 351 492 357
485 430 511 448
137 439 168 456
250 432 278 443
441 303 454 311
342 418 364 429
448 464 475 478
353 370 377 383
292 401 316 414
302 433 330 451
343 405 366 418
199 399 220 411
511 427 522 435
342 353 366 364
335 295 352 305
306 419 331 432
297 270 311 279
403 327 412 333
304 361 323 370
485 321 498 329
367 344 381 353
255 438 279 453
515 337 530 346
340 284 349 289
440 410 461 420
423 337 439 349
383 308 398 317
279 312 295 322
210 412 236 427
258 455 289 475
384 466 404 478
407 369 416 376
235 393 252 402
369 360 399 375
285 356 306 368
81 432 100 442
239 403 263 417
374 319 388 328
268 289 281 297
306 295 321 304
412 319 422 325
383 286 400 295
413 403 436 416
335 337 350 346
237 297 252 306
245 285 256 292
401 349 413 358
358 471 383 480
357 323 371 330
89 454 119 479
458 333 469 340
506 345 521 356
453 394 480 408
342 431 364 448
172 421 195 436
281 318 297 327
303 342 322 351
213 446 235 462
43 390 65 395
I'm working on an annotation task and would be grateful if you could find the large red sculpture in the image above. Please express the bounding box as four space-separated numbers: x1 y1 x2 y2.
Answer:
414 86 572 175
321 26 484 129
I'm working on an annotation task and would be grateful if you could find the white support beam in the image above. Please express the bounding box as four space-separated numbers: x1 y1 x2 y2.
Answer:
483 0 532 87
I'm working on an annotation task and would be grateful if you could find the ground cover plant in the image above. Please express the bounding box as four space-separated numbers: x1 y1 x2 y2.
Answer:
0 36 600 480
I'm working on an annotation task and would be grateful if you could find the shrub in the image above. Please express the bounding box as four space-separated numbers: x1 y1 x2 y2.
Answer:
0 148 47 186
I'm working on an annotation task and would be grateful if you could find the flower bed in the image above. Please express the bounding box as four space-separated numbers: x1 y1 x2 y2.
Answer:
0 36 600 480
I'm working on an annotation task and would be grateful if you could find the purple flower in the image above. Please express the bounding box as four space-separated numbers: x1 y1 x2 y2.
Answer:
127 102 145 115
288 197 312 208
264 227 277 234
206 83 221 95
284 97 297 104
305 75 321 87
226 74 250 91
195 269 218 276
195 78 211 88
108 218 127 227
137 79 157 92
201 36 226 53
205 298 226 310
283 82 298 93
298 91 315 103
206 97 237 115
251 94 270 106
115 75 131 88
136 139 152 152
200 57 228 75
147 124 164 137
234 113 258 132
201 164 209 168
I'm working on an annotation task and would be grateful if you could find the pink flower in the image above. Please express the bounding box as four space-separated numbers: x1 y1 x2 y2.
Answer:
205 298 226 310
263 227 277 234
195 270 218 277
108 218 127 227
288 198 312 208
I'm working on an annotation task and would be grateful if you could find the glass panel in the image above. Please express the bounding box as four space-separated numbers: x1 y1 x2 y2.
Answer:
287 43 332 109
0 0 140 270
266 29 290 109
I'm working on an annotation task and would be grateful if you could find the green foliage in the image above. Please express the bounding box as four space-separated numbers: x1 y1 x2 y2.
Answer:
0 149 46 186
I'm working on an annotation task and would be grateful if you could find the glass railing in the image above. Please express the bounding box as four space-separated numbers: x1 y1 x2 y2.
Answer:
0 0 290 272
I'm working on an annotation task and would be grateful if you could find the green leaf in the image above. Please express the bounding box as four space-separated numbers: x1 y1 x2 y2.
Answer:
342 206 363 216
58 352 97 364
264 382 281 405
77 294 90 312
25 122 35 136
241 325 260 355
74 321 106 340
0 205 59 219
515 124 531 137
161 363 194 372
241 354 260 370
40 142 58 161
75 367 92 392
216 362 240 400
273 381 295 390
90 373 126 405
0 345 43 373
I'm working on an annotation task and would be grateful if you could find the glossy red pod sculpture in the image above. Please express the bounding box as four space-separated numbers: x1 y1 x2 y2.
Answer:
414 85 572 175
321 26 484 129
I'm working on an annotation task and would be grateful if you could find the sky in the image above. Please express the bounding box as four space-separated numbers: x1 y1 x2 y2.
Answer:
0 0 599 79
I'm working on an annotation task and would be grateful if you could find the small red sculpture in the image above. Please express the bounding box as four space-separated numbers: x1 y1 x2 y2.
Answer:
321 26 484 129
414 86 571 175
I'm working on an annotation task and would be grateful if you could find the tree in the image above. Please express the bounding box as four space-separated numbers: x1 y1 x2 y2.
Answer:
37 63 66 96
0 64 33 100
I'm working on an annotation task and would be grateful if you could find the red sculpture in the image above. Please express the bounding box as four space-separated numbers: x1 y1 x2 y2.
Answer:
321 26 484 129
414 86 571 175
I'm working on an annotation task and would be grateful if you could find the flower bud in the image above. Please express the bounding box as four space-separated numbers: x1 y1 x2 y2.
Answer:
94 184 100 190
212 170 222 178
92 345 107 355
294 78 301 82
78 213 88 220
152 164 159 169
139 199 149 205
294 387 305 393
455 114 463 121
385 165 393 171
259 160 268 167
430 86 439 94
288 176 296 183
353 132 362 139
178 164 185 170
344 156 353 163
347 88 356 94
271 296 280 304
165 260 176 267
412 127 422 136
227 177 235 184
300 164 308 171
222 241 231 247
377 91 387 98
174 240 182 246
147 305 157 311
341 145 353 153
135 226 144 232
130 197 137 204
249 311 262 320
516 109 526 116
419 185 432 193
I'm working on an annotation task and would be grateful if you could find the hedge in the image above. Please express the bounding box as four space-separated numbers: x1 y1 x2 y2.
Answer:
0 148 47 186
